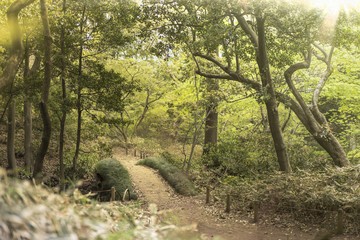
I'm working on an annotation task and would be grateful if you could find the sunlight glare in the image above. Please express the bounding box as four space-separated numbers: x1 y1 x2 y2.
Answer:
305 0 360 16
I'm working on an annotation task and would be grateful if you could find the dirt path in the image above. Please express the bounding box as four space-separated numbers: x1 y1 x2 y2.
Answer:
113 150 322 240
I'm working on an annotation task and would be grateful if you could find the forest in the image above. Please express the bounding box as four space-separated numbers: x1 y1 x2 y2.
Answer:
1 0 360 239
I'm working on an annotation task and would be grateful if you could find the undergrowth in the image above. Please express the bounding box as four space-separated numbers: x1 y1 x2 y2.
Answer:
137 158 197 196
219 165 360 234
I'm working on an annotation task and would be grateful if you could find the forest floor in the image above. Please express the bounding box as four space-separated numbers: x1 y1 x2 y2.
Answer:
113 148 354 240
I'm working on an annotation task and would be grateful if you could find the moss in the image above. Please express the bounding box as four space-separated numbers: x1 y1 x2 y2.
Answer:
137 158 197 196
95 158 137 200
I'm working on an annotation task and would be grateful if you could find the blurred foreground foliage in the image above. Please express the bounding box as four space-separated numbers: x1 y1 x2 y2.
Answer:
0 168 201 240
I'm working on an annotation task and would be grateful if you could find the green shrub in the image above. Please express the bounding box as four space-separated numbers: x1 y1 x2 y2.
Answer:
137 158 197 196
95 158 137 201
202 134 278 177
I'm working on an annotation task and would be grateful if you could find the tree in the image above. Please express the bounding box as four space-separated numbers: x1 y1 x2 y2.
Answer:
142 0 350 168
35 0 140 179
33 0 52 179
71 3 86 180
203 78 219 156
7 99 16 176
58 0 67 188
23 40 41 173
0 0 37 91
106 57 168 151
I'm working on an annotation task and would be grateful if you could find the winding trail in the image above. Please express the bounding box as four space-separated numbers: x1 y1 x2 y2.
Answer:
113 149 317 240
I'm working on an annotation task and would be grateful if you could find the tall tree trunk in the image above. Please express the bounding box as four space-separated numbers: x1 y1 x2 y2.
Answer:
33 0 52 180
256 17 291 173
59 0 67 189
203 79 218 155
72 95 82 180
0 0 36 91
24 101 32 171
23 42 33 173
7 100 16 176
72 5 86 180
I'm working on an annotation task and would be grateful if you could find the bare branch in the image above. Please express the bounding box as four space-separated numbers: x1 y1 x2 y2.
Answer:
195 70 234 80
194 53 231 73
194 53 261 91
313 42 327 60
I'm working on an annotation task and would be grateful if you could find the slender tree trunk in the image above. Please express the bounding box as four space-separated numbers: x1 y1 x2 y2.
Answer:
349 132 356 151
260 106 268 132
203 79 218 155
185 76 204 173
59 0 67 189
72 5 86 180
23 42 33 173
72 98 82 180
24 101 32 171
7 100 16 176
33 0 52 180
256 17 291 173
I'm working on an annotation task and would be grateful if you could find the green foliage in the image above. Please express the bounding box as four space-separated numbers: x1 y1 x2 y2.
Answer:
95 158 137 200
202 133 278 177
137 158 197 196
63 136 113 179
160 151 177 165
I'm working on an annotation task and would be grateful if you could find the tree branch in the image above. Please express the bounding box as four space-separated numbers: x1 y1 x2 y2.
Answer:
284 51 312 113
235 14 258 48
195 71 234 80
311 45 335 125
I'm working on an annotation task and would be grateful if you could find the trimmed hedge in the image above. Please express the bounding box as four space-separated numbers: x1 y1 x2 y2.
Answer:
95 158 137 200
137 158 197 196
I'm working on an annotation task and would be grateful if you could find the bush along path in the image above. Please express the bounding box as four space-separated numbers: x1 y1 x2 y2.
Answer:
113 148 329 240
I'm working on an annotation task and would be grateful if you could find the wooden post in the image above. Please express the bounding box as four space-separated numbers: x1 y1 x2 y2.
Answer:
206 186 210 204
122 189 129 201
336 209 344 234
225 193 231 213
253 201 259 223
110 187 116 202
134 149 136 157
